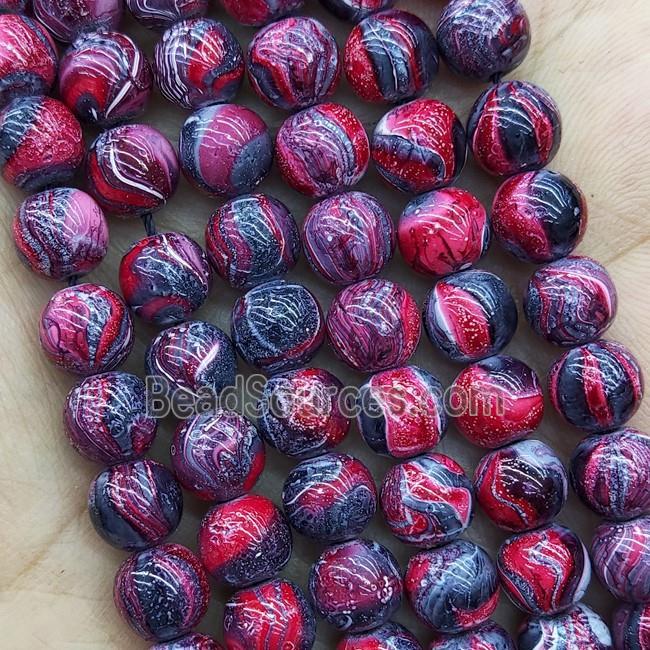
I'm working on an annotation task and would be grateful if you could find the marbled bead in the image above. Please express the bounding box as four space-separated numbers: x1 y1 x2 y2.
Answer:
428 621 515 650
88 459 183 551
302 192 395 285
58 31 152 127
248 16 340 111
34 0 123 42
126 0 207 29
64 371 157 464
150 634 223 650
114 543 210 642
218 0 303 26
319 0 394 23
338 622 421 650
612 602 650 650
525 256 618 346
372 99 466 194
119 232 212 326
180 103 272 198
205 193 300 290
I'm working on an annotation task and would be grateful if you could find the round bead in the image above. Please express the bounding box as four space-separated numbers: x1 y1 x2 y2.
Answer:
518 603 613 650
492 170 588 264
338 622 421 650
154 19 243 110
248 16 340 111
398 187 490 277
497 523 591 615
276 102 369 198
570 429 650 521
198 494 292 588
180 103 272 198
64 371 157 465
372 98 466 194
381 452 473 547
309 538 402 633
326 279 421 373
218 0 303 26
436 0 530 81
0 14 58 109
129 0 206 28
39 283 134 375
86 124 179 218
257 368 350 458
424 270 517 363
344 9 437 104
231 280 325 374
119 232 212 326
450 355 544 448
405 540 499 633
88 459 183 551
151 634 223 650
282 453 377 542
171 410 265 502
357 365 447 458
524 256 618 346
428 621 515 650
145 321 236 399
473 439 568 532
205 193 300 290
12 188 108 281
591 516 650 603
34 0 123 42
114 543 209 642
467 81 562 177
612 602 650 650
223 578 316 650
319 0 394 23
0 95 83 191
549 340 643 433
58 31 151 127
302 192 395 285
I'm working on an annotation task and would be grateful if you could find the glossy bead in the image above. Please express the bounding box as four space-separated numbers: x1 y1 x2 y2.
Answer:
436 0 530 81
398 187 489 278
326 279 421 373
0 95 83 191
154 18 244 110
248 16 340 111
549 340 644 433
64 371 157 465
257 368 349 458
276 102 369 198
218 0 303 26
525 256 618 346
151 634 223 650
450 355 544 448
145 321 237 398
302 192 395 285
205 193 300 290
223 578 316 650
591 516 650 603
88 459 183 551
570 429 650 521
171 411 265 502
338 622 421 650
319 0 394 23
467 81 562 176
198 494 292 588
372 98 466 194
357 365 447 458
612 602 650 650
87 124 179 217
180 103 272 198
0 14 57 109
492 170 588 264
126 0 207 29
119 232 212 326
424 270 517 363
34 0 123 42
518 603 613 650
58 31 151 127
474 439 568 532
309 538 402 633
381 452 473 547
497 523 591 615
428 621 515 650
39 283 134 375
405 540 499 633
344 9 438 104
282 453 377 542
231 280 325 374
114 543 209 642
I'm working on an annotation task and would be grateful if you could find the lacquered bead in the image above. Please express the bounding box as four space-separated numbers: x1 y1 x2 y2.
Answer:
319 0 394 23
612 601 650 650
150 634 223 650
218 0 303 26
429 621 515 650
338 622 421 650
126 0 207 29
34 0 123 42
